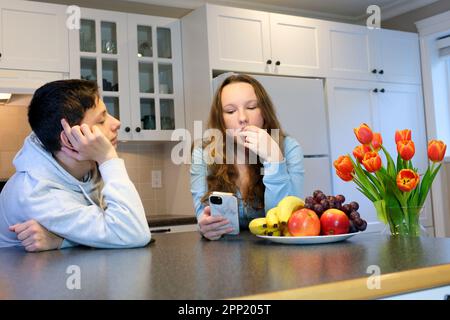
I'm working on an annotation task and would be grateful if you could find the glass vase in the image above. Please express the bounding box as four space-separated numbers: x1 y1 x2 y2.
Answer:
373 200 425 237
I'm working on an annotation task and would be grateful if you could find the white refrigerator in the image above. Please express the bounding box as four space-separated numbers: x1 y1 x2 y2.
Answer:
213 73 332 197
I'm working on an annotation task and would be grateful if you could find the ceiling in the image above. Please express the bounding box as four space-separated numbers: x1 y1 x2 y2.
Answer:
122 0 440 21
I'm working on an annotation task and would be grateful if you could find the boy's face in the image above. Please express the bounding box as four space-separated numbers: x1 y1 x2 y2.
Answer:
81 97 121 147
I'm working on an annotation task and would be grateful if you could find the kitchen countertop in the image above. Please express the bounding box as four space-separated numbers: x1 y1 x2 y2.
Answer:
147 214 197 227
1 231 450 299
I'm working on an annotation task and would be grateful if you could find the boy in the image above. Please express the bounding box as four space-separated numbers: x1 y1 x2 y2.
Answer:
0 80 151 251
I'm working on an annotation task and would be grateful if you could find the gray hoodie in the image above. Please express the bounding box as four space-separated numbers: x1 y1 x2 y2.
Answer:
0 133 151 248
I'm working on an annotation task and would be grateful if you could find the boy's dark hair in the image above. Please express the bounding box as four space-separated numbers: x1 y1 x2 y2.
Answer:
28 79 99 153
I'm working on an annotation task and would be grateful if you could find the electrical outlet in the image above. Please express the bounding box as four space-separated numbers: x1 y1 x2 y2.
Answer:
151 170 162 188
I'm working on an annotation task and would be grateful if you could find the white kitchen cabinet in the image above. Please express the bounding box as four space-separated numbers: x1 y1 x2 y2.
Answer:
375 29 421 84
0 0 69 73
69 9 132 140
69 8 184 141
207 4 327 77
327 23 421 84
127 14 184 141
326 79 432 233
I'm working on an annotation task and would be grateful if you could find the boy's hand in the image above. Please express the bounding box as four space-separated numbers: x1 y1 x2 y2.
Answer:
9 220 63 252
60 119 118 165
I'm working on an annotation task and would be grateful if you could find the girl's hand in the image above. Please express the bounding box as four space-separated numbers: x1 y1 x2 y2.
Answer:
197 206 234 240
238 126 283 163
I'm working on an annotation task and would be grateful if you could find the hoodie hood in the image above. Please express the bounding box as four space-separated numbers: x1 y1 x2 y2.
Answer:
13 133 99 195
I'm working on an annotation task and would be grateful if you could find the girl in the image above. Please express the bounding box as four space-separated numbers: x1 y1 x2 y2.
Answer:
190 74 305 240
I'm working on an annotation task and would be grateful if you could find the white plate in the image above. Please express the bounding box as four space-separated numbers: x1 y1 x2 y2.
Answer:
256 233 359 244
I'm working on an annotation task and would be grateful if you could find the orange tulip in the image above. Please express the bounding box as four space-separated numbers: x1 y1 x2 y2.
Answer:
396 169 420 192
353 144 371 162
372 133 383 151
354 123 373 145
395 129 411 144
428 140 447 162
397 140 415 161
334 155 354 175
336 169 353 181
361 151 382 173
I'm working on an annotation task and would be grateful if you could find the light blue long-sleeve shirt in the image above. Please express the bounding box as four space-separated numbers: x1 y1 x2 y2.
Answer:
190 136 305 228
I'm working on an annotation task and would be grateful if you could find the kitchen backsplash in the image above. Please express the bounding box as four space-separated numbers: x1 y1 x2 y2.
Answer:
0 99 32 179
117 142 167 218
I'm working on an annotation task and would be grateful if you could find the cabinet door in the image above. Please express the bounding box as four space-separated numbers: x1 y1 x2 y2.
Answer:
326 23 378 81
69 9 131 140
269 13 328 77
375 29 422 84
326 79 383 233
206 4 271 73
127 14 184 140
374 83 432 226
0 0 68 72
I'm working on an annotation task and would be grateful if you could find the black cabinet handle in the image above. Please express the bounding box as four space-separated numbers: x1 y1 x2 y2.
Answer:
372 69 377 74
135 127 141 133
373 88 378 93
378 69 384 74
275 61 281 66
380 88 385 93
266 59 272 65
0 53 2 58
124 127 130 133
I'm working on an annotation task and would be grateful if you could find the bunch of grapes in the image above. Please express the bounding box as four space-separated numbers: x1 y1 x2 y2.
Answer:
304 190 367 233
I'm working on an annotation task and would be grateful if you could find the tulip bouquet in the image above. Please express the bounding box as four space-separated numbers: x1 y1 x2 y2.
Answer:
334 123 447 236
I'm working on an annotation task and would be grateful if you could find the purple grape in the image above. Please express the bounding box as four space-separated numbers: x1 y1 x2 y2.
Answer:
320 199 329 210
313 204 324 214
305 196 315 205
335 195 345 203
350 201 360 211
313 190 323 198
349 220 358 233
349 211 361 221
342 204 352 214
357 220 367 231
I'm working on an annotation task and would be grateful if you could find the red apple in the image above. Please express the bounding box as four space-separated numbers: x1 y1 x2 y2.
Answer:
288 208 321 236
320 209 350 235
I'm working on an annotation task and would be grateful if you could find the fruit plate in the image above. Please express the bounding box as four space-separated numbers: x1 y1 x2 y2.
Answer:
256 233 359 245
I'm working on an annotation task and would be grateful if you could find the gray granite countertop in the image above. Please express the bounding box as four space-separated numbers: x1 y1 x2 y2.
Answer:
1 231 450 299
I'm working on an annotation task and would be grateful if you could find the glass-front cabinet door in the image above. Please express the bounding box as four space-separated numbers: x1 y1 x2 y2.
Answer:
69 9 132 140
128 15 184 140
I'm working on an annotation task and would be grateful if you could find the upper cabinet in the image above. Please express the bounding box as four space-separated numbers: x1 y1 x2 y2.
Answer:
327 23 421 84
207 5 328 77
69 8 184 141
127 14 184 141
0 0 69 72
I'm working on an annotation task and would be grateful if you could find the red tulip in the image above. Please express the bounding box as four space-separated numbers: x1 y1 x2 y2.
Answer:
336 169 353 181
397 140 415 161
372 133 383 151
353 144 371 162
395 129 411 144
354 123 373 145
396 169 420 192
362 151 382 173
334 155 354 175
428 140 447 162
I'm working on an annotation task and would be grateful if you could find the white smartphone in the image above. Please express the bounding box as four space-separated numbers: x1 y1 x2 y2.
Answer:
209 191 240 235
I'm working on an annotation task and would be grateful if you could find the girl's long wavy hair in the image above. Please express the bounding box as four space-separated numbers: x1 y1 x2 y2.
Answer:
200 74 286 210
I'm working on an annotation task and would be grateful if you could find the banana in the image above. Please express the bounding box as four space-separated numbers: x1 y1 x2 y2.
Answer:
249 217 268 235
265 207 280 228
277 196 305 225
265 229 281 237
